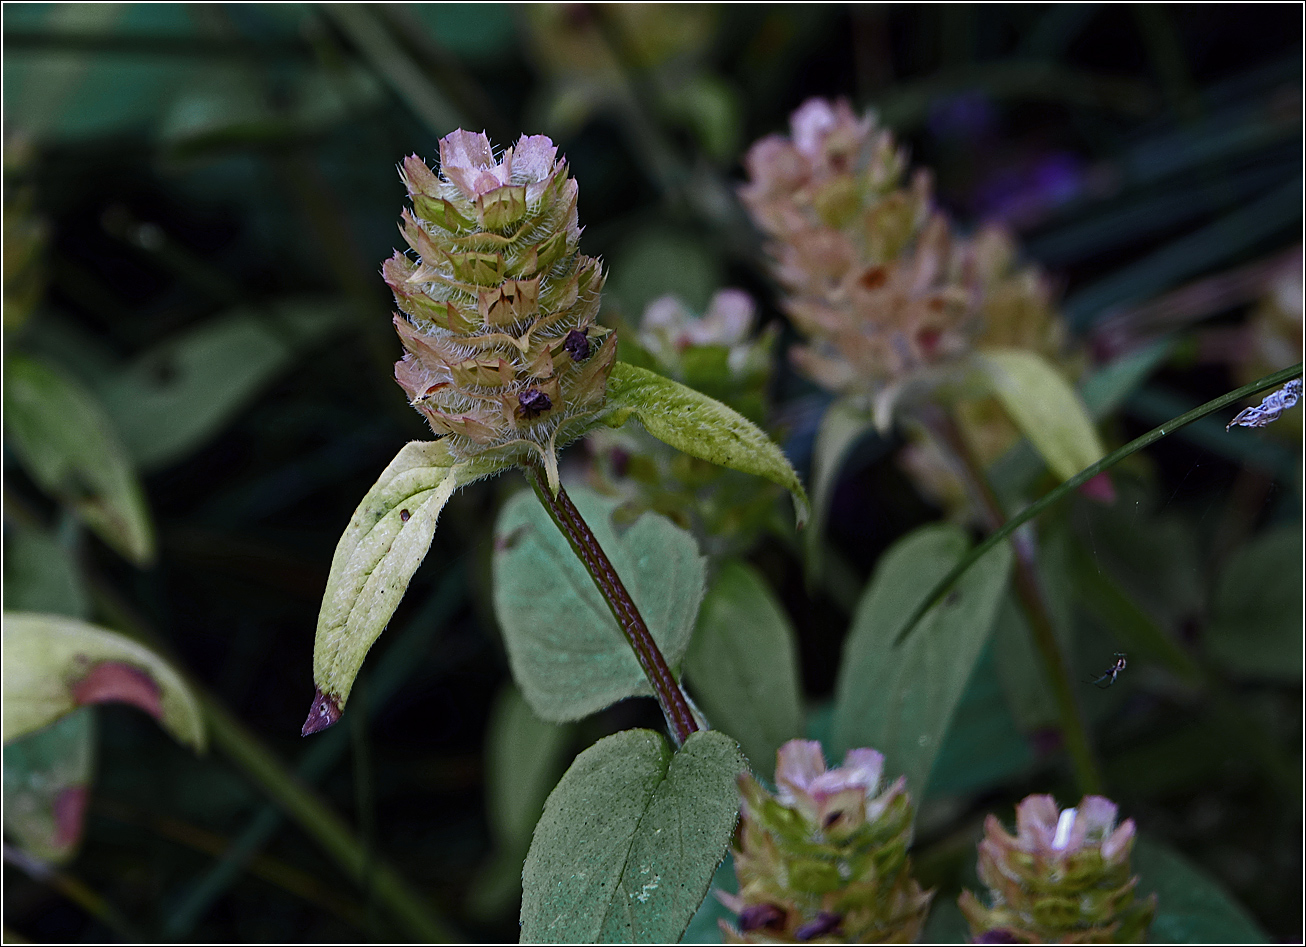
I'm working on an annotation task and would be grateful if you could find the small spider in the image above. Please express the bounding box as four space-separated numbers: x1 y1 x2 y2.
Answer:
1087 652 1127 689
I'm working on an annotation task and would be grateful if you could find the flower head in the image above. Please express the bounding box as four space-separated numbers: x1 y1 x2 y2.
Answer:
959 794 1156 943
386 129 616 493
721 739 932 943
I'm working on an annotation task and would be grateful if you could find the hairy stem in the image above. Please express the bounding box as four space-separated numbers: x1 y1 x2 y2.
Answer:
920 405 1102 795
526 466 698 746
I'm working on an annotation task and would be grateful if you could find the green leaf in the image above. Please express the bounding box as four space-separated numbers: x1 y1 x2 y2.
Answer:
3 353 154 565
520 729 745 944
684 561 803 775
2 519 90 619
1134 836 1269 943
831 524 1012 797
924 642 1035 799
991 594 1061 731
312 441 504 709
493 485 705 722
485 683 575 849
95 300 352 472
2 707 96 864
2 612 204 751
680 853 736 943
468 684 576 920
806 397 874 576
975 348 1106 483
1206 526 1302 680
602 362 809 527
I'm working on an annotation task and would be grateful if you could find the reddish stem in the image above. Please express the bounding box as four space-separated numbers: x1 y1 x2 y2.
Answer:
526 466 698 746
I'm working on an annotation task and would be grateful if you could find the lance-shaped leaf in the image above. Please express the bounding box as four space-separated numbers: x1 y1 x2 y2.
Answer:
3 707 96 864
2 612 204 751
3 353 154 565
975 348 1106 483
493 486 705 723
308 441 507 731
521 728 746 943
831 524 1012 798
601 362 810 527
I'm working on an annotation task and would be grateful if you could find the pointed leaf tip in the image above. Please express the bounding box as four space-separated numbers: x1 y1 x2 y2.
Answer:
302 689 342 736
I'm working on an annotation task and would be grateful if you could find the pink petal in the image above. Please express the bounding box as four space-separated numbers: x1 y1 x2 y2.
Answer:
839 747 885 792
775 739 826 799
1014 794 1060 851
512 135 559 180
439 129 494 169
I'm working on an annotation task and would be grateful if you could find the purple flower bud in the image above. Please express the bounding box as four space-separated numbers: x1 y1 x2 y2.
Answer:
563 329 590 362
518 388 552 418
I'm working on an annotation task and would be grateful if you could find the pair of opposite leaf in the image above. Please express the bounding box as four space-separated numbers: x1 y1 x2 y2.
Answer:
305 129 809 735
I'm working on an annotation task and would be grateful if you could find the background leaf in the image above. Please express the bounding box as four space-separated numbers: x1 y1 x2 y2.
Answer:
1135 835 1270 943
94 298 352 472
1206 526 1302 680
832 524 1012 797
3 353 154 564
467 683 576 919
976 348 1106 483
2 519 90 620
2 612 204 751
805 397 875 576
684 561 803 775
493 485 706 722
520 728 745 944
2 707 97 864
603 362 810 526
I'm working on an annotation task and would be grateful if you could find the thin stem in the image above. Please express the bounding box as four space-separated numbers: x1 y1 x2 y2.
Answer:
526 466 698 746
896 361 1304 647
920 406 1102 795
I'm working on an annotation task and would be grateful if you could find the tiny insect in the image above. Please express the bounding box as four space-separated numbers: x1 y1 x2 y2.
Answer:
1087 652 1127 688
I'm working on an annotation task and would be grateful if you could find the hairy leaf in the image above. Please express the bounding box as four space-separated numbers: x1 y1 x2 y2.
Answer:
312 441 506 710
521 729 745 943
602 362 809 527
493 486 705 722
685 561 802 774
976 348 1105 483
2 612 204 750
3 353 154 565
2 707 96 863
832 524 1012 797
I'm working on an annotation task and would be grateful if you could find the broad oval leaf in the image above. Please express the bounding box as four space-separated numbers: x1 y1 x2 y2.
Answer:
975 348 1105 483
493 485 705 723
2 707 96 863
521 728 745 944
685 561 802 774
2 612 204 751
1134 835 1269 943
311 441 507 720
602 362 810 527
831 523 1012 798
1206 526 1302 680
3 353 154 565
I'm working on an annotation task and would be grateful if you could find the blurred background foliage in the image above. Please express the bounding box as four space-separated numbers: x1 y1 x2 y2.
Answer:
1 3 1301 942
